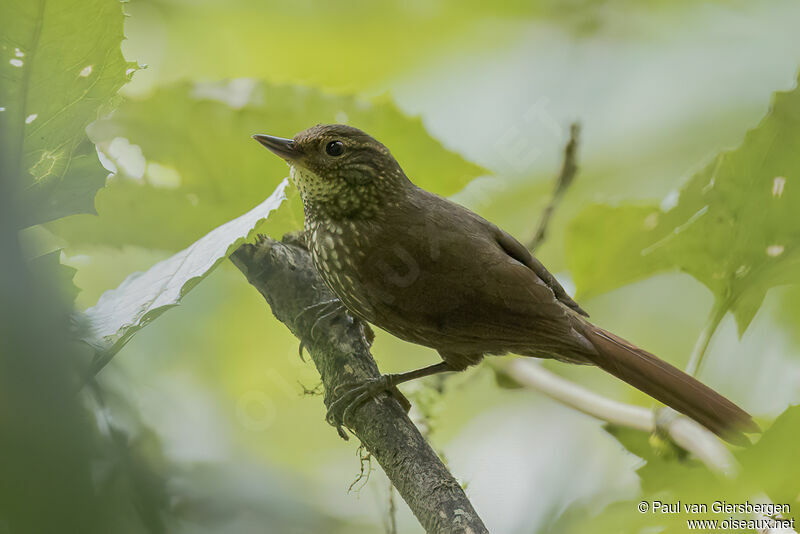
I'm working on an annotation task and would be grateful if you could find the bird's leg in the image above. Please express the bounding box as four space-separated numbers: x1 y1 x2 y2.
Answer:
326 362 453 432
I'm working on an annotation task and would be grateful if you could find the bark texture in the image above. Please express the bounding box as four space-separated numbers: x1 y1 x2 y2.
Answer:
230 234 488 534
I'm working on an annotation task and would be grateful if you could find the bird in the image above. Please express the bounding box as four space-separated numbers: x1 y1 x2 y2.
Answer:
252 124 758 444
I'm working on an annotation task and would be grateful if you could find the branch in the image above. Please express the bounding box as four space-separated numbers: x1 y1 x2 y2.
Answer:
492 359 736 476
527 123 581 251
230 235 489 534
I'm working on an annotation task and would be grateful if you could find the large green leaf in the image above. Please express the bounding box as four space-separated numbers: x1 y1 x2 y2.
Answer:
28 249 80 306
0 0 135 227
49 81 486 251
81 179 288 359
567 75 800 334
736 405 800 521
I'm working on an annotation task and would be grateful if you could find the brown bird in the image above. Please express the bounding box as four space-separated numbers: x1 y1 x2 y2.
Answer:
253 124 758 444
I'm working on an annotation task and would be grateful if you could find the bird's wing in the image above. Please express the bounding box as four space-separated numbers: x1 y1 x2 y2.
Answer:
433 220 591 359
489 224 589 316
369 192 591 358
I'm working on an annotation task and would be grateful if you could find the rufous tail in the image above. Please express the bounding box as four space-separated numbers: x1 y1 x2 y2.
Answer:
579 324 759 445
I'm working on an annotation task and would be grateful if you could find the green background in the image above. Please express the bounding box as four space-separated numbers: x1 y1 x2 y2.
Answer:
3 0 800 532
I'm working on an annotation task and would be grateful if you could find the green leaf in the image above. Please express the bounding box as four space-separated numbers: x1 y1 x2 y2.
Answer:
0 0 135 227
81 179 288 358
778 284 800 346
573 411 800 534
566 204 671 298
27 249 80 306
49 81 486 251
737 405 800 520
567 75 800 334
570 424 757 534
604 424 702 494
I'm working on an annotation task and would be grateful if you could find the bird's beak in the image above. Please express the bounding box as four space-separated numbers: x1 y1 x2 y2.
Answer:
252 134 301 161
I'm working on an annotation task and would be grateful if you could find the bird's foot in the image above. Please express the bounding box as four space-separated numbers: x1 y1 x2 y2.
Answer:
293 298 347 344
310 305 347 340
293 298 341 325
325 374 395 438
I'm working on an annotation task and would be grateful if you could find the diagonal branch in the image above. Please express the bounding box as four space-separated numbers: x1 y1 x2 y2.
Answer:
230 235 489 534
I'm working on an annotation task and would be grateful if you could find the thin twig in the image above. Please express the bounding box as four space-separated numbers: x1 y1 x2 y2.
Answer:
527 122 581 251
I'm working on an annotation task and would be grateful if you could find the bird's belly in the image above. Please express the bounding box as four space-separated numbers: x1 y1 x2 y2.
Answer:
311 249 442 348
309 231 377 323
319 265 378 323
308 223 513 353
315 267 474 352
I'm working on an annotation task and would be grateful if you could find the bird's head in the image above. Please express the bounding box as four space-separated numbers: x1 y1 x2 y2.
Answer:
253 124 411 220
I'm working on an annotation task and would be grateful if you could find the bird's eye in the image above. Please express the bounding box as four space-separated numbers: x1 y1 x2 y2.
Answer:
325 140 345 157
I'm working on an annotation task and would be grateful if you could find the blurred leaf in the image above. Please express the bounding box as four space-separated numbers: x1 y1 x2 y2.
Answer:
127 0 539 94
566 205 670 298
0 0 135 227
49 81 486 250
82 179 288 358
567 75 800 335
491 366 525 390
737 405 800 520
560 425 745 534
27 250 79 305
604 424 702 494
170 462 372 534
778 284 800 345
604 424 659 464
563 410 800 534
126 0 743 95
1 134 111 534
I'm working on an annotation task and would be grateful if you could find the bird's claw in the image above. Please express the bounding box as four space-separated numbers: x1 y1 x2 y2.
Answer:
326 375 393 436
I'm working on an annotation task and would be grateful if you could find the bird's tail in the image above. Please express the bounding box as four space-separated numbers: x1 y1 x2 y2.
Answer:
577 323 759 444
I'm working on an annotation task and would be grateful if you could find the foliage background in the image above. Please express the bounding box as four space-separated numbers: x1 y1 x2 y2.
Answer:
3 0 800 532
